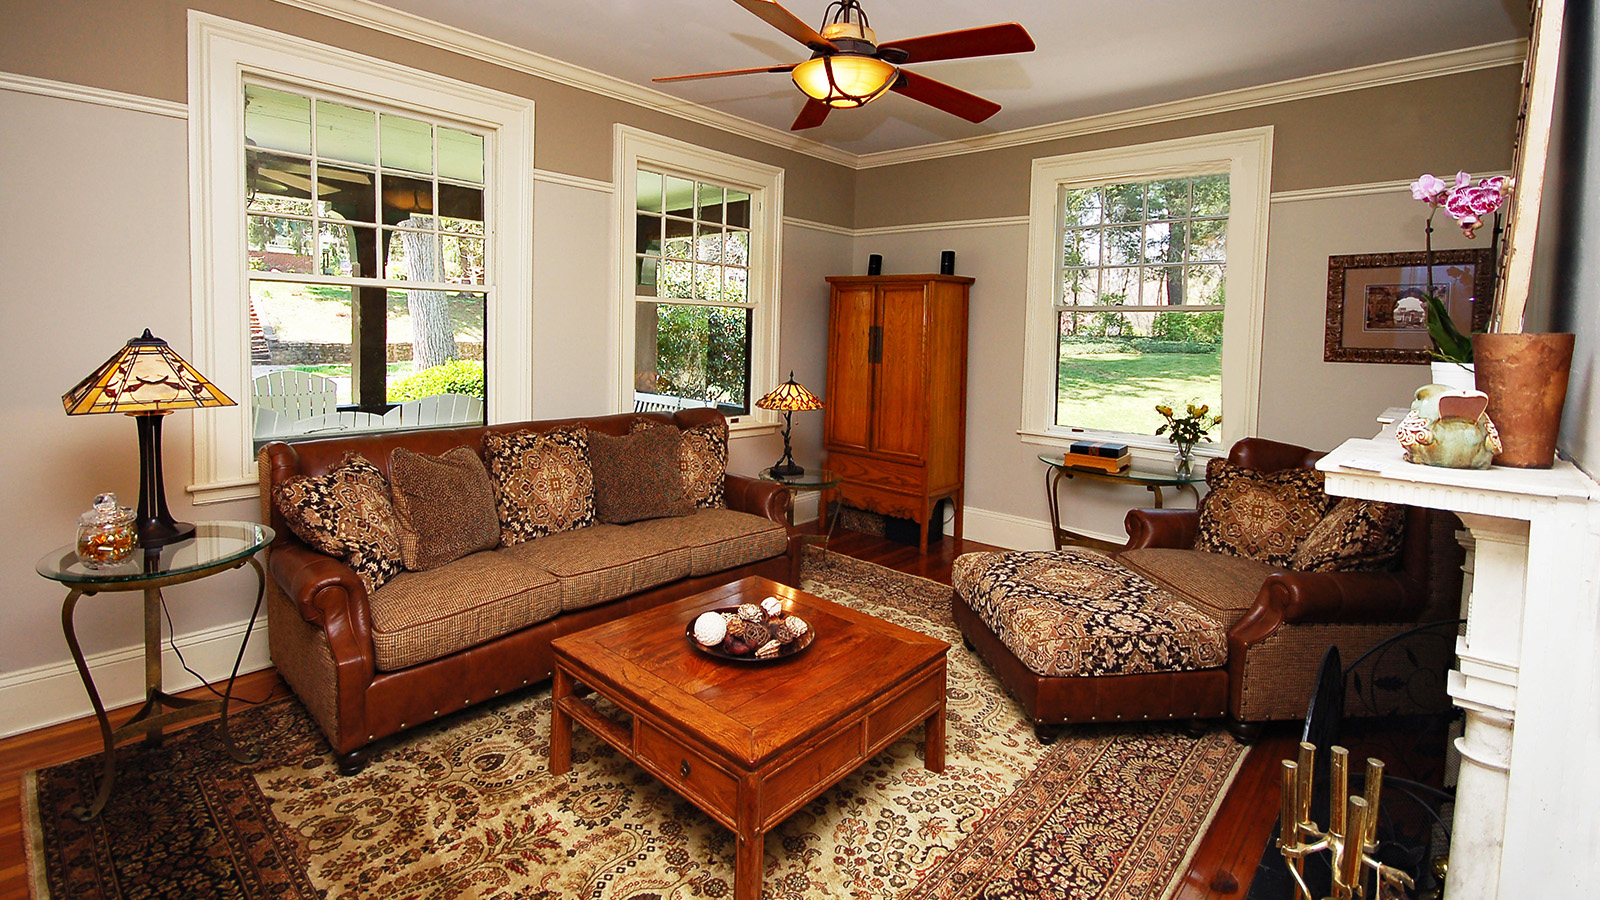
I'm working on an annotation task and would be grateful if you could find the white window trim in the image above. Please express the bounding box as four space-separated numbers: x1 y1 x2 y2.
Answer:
187 12 535 504
611 124 783 434
1019 126 1272 456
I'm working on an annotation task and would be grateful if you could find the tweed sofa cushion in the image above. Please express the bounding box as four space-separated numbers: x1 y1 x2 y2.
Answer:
483 426 595 545
1118 548 1284 629
624 508 788 575
366 551 561 671
630 418 729 508
502 523 692 611
951 549 1228 678
274 451 403 594
1290 497 1407 572
1195 458 1331 567
387 446 501 571
587 427 695 524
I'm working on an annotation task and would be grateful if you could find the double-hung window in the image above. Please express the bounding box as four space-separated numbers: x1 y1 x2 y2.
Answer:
614 126 782 425
1021 128 1272 449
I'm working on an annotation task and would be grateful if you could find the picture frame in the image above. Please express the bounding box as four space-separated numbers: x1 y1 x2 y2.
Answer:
1322 248 1496 364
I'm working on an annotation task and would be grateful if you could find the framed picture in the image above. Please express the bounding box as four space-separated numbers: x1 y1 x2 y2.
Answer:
1322 249 1495 364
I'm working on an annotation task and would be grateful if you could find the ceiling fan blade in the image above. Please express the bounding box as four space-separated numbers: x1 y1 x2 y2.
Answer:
654 63 799 83
791 98 831 130
891 69 1001 123
730 0 837 53
879 23 1035 64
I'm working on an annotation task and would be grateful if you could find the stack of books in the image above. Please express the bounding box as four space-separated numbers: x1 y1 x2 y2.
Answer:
1062 440 1131 473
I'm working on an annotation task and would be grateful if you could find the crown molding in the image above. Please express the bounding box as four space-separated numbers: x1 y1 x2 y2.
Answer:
1269 170 1512 204
270 0 857 168
853 39 1527 169
0 70 188 118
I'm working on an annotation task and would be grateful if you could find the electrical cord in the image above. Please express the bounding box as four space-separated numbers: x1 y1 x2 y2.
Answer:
160 597 270 706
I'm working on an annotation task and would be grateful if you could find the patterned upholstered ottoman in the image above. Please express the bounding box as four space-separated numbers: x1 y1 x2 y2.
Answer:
951 548 1230 741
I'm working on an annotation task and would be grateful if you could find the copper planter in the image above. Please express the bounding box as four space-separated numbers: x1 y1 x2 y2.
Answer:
1472 332 1575 468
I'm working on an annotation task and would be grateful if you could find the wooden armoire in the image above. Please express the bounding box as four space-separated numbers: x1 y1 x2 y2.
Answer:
823 274 971 552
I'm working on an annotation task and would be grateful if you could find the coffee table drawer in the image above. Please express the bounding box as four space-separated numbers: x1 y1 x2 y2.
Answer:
636 721 739 820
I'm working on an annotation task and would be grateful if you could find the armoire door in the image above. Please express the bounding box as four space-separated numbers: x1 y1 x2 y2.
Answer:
825 285 875 452
871 283 928 459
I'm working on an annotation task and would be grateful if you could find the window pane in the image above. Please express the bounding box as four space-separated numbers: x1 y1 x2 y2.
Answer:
1192 174 1229 217
636 214 662 255
387 288 487 405
1062 268 1098 305
438 184 483 222
316 100 375 166
249 280 356 411
1187 264 1226 304
380 113 432 174
1063 228 1099 268
1103 226 1142 266
1145 179 1190 221
664 218 693 259
248 216 314 273
664 175 695 217
247 150 314 215
319 165 377 224
245 85 311 155
437 126 483 184
659 258 693 299
636 256 659 296
724 230 749 266
382 173 434 223
694 263 720 300
1105 183 1143 224
634 301 751 413
697 183 724 224
696 225 722 263
1101 267 1139 303
1145 221 1185 265
1055 309 1221 434
442 235 484 284
1148 266 1184 305
636 170 664 213
725 189 751 228
320 224 377 277
1191 220 1227 262
1061 187 1102 228
724 267 748 304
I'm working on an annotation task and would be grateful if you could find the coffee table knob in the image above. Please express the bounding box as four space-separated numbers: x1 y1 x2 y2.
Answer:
680 760 691 778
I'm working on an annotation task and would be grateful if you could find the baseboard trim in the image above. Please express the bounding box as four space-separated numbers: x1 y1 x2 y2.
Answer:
951 504 1122 551
0 619 274 739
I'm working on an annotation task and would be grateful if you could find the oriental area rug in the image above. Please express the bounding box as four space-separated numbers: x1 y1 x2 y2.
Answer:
24 551 1246 900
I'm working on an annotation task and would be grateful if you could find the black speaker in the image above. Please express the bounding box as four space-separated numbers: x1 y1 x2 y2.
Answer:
867 254 883 275
939 250 955 275
884 499 949 546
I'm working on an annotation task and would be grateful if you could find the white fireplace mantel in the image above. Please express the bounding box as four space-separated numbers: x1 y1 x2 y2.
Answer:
1318 435 1600 899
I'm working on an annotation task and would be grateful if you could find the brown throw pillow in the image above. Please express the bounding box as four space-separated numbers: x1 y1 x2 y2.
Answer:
1195 457 1331 567
630 417 728 508
1290 497 1406 572
483 425 596 545
273 452 404 593
588 426 695 524
387 446 501 571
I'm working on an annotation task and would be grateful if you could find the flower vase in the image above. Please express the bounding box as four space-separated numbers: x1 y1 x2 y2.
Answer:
1173 444 1195 478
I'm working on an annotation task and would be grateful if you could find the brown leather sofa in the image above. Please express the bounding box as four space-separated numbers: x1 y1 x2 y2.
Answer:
259 408 801 773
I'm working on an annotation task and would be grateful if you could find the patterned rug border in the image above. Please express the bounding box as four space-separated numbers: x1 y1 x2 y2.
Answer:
22 770 49 900
1159 745 1248 900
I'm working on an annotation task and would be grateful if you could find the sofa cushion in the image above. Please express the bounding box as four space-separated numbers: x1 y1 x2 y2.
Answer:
502 523 692 611
1290 497 1407 572
388 446 501 571
587 426 695 524
366 551 561 671
1195 457 1330 567
274 451 404 594
623 508 788 576
1118 548 1284 629
951 549 1228 678
631 418 728 508
483 425 595 545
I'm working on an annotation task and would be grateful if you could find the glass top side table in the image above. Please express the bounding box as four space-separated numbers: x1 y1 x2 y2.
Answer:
1036 453 1203 550
36 520 274 820
759 468 843 553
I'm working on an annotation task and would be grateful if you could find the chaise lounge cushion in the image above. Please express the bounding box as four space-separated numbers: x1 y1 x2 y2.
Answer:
367 550 562 671
1117 548 1284 629
1194 458 1330 567
387 446 501 571
502 523 692 611
951 548 1228 678
625 508 790 576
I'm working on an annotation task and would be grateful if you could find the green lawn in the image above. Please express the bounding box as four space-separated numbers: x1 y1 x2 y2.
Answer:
1057 346 1221 437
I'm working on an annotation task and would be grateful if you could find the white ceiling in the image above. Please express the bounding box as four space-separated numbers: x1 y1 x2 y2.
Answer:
373 0 1528 157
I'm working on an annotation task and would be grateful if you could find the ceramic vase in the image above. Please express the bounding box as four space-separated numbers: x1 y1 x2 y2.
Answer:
1429 360 1476 392
1472 332 1575 468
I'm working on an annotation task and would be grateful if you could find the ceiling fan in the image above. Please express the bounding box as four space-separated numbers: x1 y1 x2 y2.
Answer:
653 0 1034 131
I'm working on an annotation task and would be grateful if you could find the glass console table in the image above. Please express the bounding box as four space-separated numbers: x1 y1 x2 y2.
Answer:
35 521 274 820
1037 453 1203 550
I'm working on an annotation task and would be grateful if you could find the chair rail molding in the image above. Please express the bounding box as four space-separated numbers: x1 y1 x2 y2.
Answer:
1317 435 1600 900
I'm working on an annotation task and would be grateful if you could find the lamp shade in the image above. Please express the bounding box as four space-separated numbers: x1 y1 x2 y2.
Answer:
792 55 897 109
63 329 235 416
755 374 823 412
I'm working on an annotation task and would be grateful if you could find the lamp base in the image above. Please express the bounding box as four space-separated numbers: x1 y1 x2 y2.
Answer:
133 412 195 548
139 518 195 548
768 463 805 478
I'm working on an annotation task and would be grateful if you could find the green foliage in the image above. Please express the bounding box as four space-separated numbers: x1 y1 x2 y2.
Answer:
1425 293 1474 363
386 359 484 402
652 305 749 406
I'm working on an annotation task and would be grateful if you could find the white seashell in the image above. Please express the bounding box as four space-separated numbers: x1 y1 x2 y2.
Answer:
737 603 764 623
760 596 784 618
693 611 728 647
784 615 808 638
755 639 782 659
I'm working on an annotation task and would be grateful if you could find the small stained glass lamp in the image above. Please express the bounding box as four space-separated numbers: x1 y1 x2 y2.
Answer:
754 372 823 478
62 330 236 547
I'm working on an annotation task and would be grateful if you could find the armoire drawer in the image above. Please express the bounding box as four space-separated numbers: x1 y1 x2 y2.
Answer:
827 453 926 493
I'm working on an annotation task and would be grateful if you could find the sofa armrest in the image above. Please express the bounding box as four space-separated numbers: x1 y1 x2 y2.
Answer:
1123 508 1200 550
267 540 376 683
1230 569 1425 646
725 473 791 526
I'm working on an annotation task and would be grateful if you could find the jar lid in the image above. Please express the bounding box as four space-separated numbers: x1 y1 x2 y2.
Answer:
79 492 136 527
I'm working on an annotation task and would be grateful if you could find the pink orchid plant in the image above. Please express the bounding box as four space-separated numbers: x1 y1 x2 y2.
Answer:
1408 171 1508 363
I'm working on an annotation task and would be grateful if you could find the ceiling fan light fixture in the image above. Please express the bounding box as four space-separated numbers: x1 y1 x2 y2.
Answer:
791 54 897 108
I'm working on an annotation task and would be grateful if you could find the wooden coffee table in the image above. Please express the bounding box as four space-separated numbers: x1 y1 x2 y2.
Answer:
550 576 949 900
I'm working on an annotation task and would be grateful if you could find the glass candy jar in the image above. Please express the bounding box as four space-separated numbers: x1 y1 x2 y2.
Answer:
76 493 138 567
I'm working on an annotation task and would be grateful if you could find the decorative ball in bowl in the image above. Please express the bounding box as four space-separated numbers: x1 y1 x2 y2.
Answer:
687 596 813 662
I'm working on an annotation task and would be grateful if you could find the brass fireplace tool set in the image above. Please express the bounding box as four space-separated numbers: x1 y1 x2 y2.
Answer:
1279 742 1417 900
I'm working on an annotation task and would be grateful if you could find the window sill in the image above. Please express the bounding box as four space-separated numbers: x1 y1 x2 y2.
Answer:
1017 428 1222 464
727 419 780 438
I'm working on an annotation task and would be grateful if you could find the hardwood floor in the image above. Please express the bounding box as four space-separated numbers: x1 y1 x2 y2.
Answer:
0 529 1288 899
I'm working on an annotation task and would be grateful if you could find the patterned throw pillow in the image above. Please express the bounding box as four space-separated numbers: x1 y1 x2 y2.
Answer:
1195 457 1331 567
1290 497 1407 572
630 417 728 508
482 426 596 546
273 452 404 594
387 446 502 571
588 426 695 524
